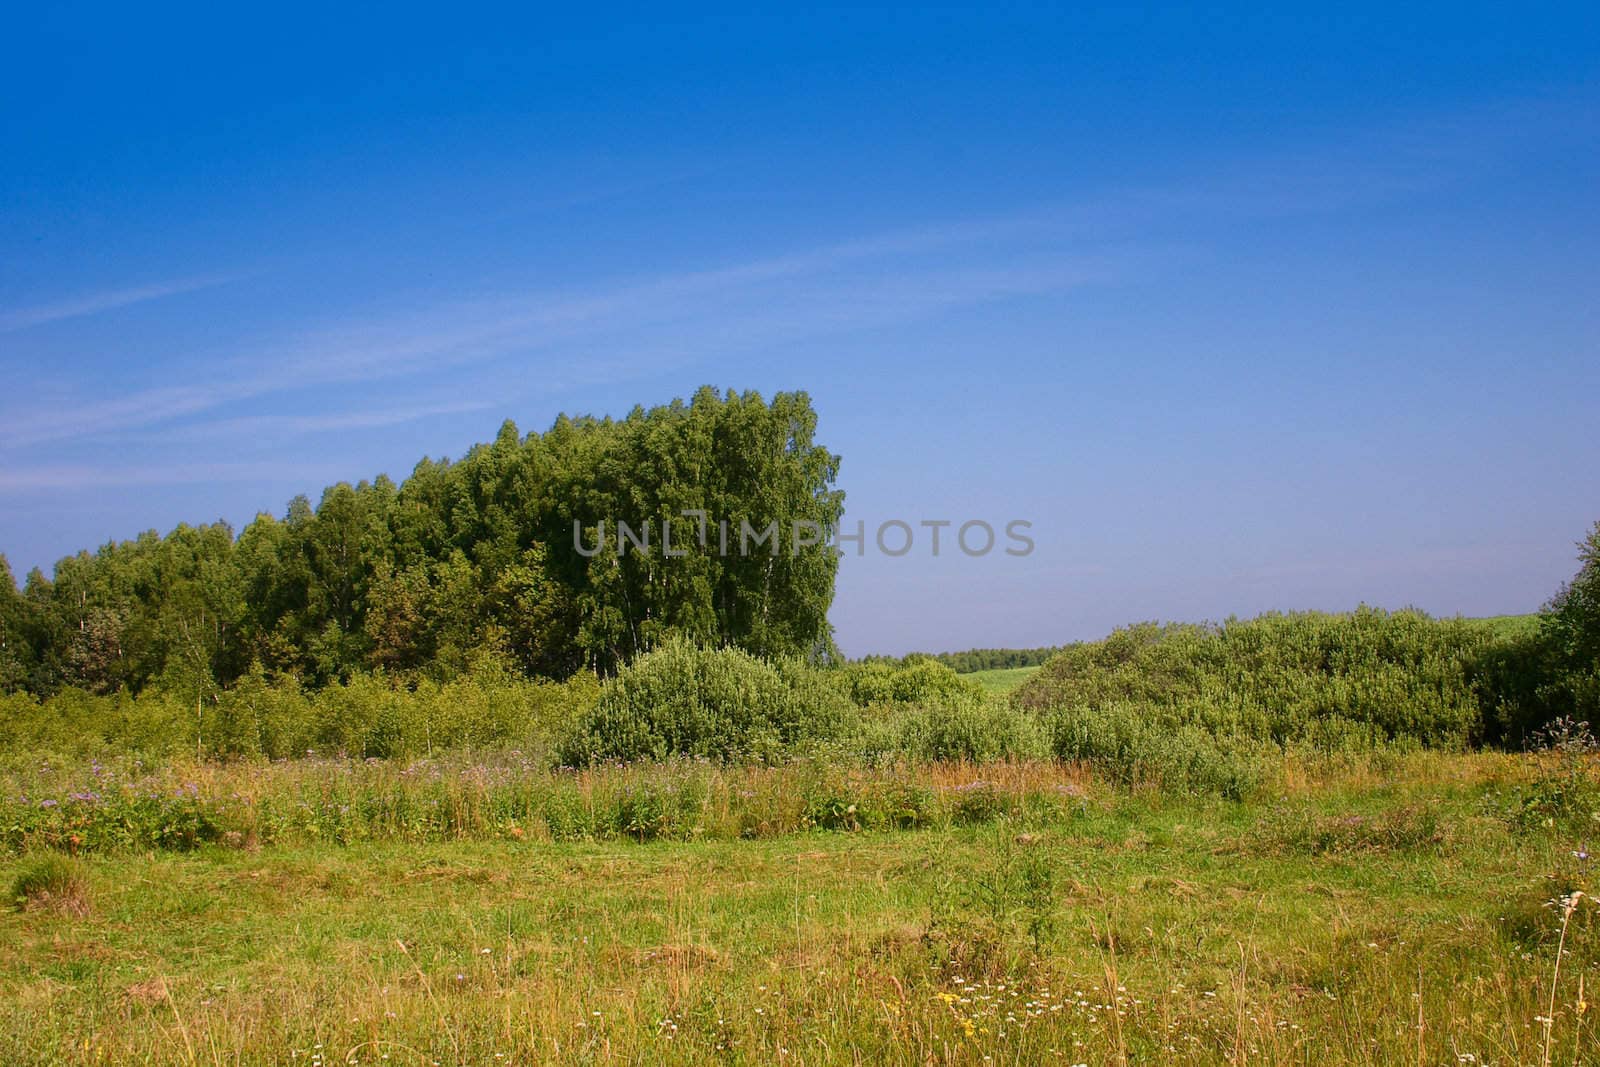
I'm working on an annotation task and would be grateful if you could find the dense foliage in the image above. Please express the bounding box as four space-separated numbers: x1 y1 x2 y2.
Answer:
838 657 986 705
0 662 599 764
555 642 1033 766
556 640 857 765
0 642 1008 769
1013 523 1600 756
1400 529 1600 747
1528 523 1600 725
0 388 843 695
2 592 1595 784
4 416 1595 781
1014 608 1492 747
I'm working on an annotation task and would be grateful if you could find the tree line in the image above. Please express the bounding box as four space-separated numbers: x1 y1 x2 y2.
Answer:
0 388 844 699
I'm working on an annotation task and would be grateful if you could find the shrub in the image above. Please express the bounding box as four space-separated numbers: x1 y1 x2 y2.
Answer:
0 653 602 770
1016 608 1491 750
0 687 191 764
556 640 858 765
10 854 91 915
209 664 308 758
1528 520 1600 732
840 658 983 706
949 781 1009 825
1045 703 1271 799
893 693 1049 763
1470 627 1558 747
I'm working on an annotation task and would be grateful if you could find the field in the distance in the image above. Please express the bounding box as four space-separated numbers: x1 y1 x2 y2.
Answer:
3 751 1595 1066
966 665 1040 694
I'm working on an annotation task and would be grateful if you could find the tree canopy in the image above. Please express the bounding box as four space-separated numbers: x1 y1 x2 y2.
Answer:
0 388 844 695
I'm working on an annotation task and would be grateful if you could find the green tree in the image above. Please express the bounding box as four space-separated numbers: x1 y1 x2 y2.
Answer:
0 555 38 692
1539 521 1600 721
488 544 580 679
1 388 846 692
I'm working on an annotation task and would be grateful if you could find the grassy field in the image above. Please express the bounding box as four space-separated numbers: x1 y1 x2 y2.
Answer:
4 751 1596 1065
1468 613 1544 639
966 666 1040 694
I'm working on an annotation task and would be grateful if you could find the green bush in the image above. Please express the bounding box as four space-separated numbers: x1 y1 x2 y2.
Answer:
1045 703 1272 799
0 687 192 764
1016 608 1490 750
556 640 858 765
892 693 1048 763
0 661 601 769
840 658 983 706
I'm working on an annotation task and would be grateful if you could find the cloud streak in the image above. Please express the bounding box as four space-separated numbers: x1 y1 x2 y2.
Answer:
0 460 348 493
6 94 1580 455
163 400 500 442
0 275 232 333
0 223 1125 450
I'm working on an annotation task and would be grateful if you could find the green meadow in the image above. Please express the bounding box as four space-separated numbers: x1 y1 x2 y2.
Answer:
967 666 1041 695
3 750 1596 1065
3 399 1597 1064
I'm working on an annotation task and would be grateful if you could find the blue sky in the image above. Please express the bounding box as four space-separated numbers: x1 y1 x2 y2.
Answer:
2 3 1596 655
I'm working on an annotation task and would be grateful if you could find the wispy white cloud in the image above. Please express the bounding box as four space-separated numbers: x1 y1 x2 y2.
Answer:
6 94 1580 455
0 460 346 493
244 214 1101 388
0 275 233 333
0 222 1124 449
164 400 499 441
